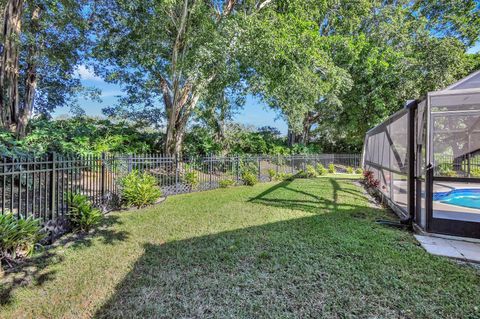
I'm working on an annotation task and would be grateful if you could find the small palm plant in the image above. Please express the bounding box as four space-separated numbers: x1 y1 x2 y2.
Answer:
0 212 45 264
120 170 162 208
67 193 103 232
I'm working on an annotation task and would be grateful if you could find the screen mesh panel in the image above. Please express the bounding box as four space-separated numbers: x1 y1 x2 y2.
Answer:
431 93 480 177
363 109 409 213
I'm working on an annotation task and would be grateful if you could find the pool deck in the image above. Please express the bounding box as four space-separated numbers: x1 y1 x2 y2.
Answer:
415 234 480 263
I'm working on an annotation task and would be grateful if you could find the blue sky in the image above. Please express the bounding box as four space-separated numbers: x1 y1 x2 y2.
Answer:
55 40 480 135
468 40 480 53
54 66 288 134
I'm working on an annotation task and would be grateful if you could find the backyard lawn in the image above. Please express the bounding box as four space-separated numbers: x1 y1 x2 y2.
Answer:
1 177 479 318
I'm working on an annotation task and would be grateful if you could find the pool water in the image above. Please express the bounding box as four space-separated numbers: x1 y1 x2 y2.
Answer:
433 189 480 210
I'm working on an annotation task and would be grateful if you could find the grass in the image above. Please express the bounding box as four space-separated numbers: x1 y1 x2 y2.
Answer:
1 177 480 318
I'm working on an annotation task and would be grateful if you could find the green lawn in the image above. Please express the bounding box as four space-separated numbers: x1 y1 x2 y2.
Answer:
1 177 479 318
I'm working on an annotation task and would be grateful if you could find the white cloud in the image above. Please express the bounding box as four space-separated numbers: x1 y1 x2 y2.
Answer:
75 65 102 81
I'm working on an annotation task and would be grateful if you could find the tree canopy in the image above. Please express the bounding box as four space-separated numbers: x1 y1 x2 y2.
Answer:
0 0 479 155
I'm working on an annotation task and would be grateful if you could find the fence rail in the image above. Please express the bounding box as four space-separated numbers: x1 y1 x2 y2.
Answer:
0 153 361 223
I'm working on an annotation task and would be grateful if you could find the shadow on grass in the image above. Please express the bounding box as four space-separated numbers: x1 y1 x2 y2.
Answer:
93 179 434 318
0 214 129 306
93 212 480 318
248 178 371 215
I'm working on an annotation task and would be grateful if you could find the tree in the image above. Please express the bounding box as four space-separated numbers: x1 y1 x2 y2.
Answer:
93 0 275 156
0 0 93 137
267 0 480 152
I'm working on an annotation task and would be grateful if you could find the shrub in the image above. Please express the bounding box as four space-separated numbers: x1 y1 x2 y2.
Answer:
276 173 294 181
316 163 327 175
328 163 336 174
242 171 258 186
346 167 354 174
471 167 480 177
355 168 363 174
120 170 162 208
296 170 308 178
437 163 456 177
267 168 277 181
305 165 318 178
219 179 235 188
184 171 199 189
239 161 258 176
363 170 380 189
0 213 45 262
67 193 102 232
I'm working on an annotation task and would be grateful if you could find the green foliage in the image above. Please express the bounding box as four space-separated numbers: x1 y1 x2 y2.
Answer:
1 117 159 157
184 171 200 189
276 172 294 181
120 171 162 208
346 167 354 174
219 179 235 188
67 194 103 232
470 167 480 177
239 161 259 176
0 213 45 262
267 169 277 181
305 165 319 178
242 172 258 186
316 163 328 176
438 163 457 177
355 168 364 175
328 163 336 174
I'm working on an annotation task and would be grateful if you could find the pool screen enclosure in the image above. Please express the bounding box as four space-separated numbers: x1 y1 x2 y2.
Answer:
363 70 480 239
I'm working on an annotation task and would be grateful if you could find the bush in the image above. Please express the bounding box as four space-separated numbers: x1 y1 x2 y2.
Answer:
355 168 363 174
471 167 480 177
120 170 162 208
267 168 277 181
296 170 308 178
438 163 456 177
276 172 294 181
0 213 45 262
184 171 199 189
363 170 380 189
305 165 318 178
328 163 336 174
346 167 354 174
316 163 327 176
67 193 102 232
242 171 258 186
219 178 235 188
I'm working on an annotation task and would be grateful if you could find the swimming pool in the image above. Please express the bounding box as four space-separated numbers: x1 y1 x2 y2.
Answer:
433 189 480 210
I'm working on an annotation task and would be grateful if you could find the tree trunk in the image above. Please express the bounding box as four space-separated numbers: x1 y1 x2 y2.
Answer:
287 128 302 147
0 0 24 131
16 6 40 138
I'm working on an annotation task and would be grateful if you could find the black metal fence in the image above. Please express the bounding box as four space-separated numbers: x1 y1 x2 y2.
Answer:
0 153 361 223
434 154 480 177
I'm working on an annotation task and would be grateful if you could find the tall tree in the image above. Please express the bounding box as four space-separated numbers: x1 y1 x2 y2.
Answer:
94 0 274 156
0 0 92 137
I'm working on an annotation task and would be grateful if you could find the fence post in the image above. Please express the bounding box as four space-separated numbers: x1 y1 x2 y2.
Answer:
209 155 213 188
175 154 179 194
101 152 106 201
236 156 240 183
127 154 133 173
258 156 261 181
49 152 56 220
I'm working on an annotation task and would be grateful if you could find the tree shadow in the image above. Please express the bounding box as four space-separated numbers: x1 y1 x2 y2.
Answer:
93 213 480 318
0 214 129 306
248 178 377 216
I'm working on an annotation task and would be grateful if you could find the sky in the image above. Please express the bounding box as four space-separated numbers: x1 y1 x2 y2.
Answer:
54 40 480 135
54 66 289 134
